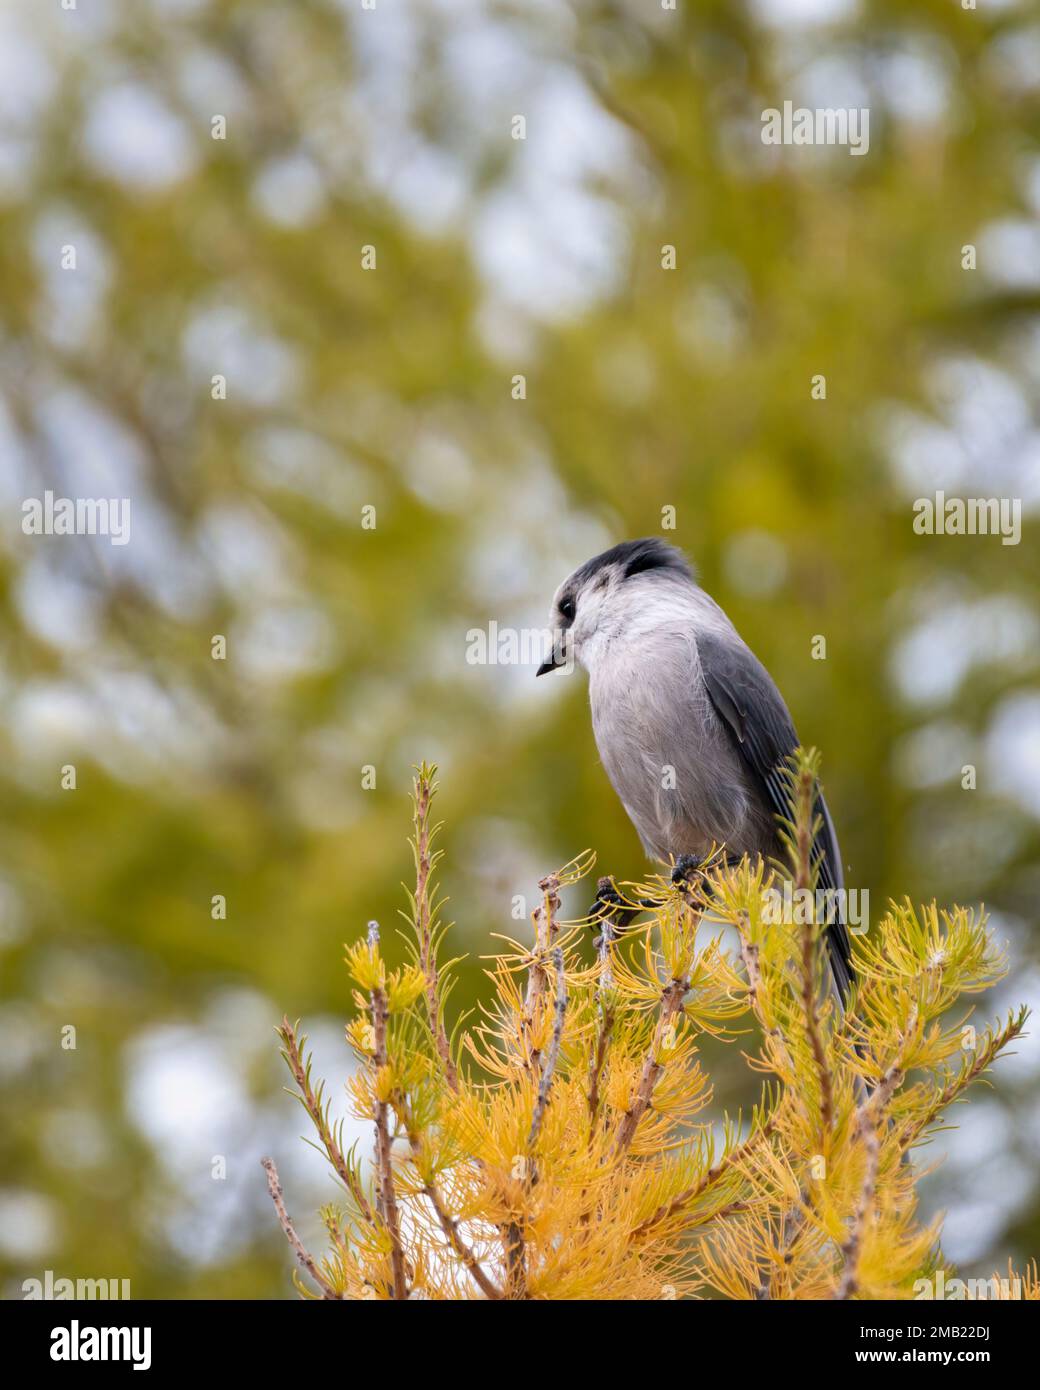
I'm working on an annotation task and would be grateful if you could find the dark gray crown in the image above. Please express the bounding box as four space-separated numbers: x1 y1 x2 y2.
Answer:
573 537 693 587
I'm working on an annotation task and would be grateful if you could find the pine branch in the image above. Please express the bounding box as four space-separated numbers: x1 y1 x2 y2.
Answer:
412 765 459 1092
633 1117 776 1239
615 971 689 1155
261 1157 340 1300
587 919 616 1139
267 761 1032 1303
396 1113 502 1300
902 1008 1029 1150
521 872 562 1077
368 920 408 1300
833 1064 903 1299
791 762 834 1135
528 947 568 1151
278 1016 374 1225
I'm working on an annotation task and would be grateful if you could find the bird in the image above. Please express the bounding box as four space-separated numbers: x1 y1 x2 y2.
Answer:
536 536 854 1002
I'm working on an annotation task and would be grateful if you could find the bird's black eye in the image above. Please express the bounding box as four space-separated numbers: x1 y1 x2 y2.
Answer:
559 595 576 622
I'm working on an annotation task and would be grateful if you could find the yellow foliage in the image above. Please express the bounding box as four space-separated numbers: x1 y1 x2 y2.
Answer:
265 758 1032 1301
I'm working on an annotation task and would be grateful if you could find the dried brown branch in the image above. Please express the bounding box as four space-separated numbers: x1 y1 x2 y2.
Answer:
261 1157 340 1300
615 972 689 1155
503 1222 526 1300
528 947 567 1151
800 918 834 1132
399 1123 502 1300
521 872 562 1077
278 1016 374 1225
833 1063 903 1299
587 919 616 1139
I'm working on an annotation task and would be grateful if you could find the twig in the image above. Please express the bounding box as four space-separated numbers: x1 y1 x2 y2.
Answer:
413 769 459 1092
792 766 834 1135
902 1009 1028 1149
833 1064 903 1299
587 920 616 1138
528 947 567 1151
422 1170 502 1300
398 1122 502 1300
521 873 561 1076
368 920 409 1300
800 917 834 1133
278 1016 374 1225
633 1117 776 1239
615 972 688 1155
503 1222 526 1300
503 887 565 1298
261 1157 340 1300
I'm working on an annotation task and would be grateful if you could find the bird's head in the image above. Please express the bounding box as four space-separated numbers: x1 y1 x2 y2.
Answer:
537 537 694 676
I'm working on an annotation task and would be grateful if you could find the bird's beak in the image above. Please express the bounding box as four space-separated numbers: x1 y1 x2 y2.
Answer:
536 656 563 677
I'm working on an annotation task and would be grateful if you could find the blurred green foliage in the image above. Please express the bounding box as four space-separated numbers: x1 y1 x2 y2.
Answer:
0 0 1037 1297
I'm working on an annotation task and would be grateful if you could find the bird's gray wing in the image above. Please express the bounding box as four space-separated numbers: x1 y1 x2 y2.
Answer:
696 630 855 1001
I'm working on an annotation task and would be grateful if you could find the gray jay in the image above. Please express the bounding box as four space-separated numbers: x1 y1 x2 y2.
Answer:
537 537 854 1001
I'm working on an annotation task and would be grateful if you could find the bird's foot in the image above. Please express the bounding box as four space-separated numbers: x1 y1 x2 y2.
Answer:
588 876 648 932
670 854 704 886
671 851 744 888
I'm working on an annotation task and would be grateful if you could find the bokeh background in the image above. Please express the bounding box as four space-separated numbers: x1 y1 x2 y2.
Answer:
1 0 1039 1298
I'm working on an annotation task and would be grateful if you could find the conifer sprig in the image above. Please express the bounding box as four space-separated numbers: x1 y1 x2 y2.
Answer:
263 755 1031 1300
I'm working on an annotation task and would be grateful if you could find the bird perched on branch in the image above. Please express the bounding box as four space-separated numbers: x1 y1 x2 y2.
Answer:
537 537 854 1002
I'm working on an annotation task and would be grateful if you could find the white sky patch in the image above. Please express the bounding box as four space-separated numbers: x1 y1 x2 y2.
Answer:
793 53 871 117
82 83 197 192
8 680 98 768
252 152 328 229
0 14 56 127
986 692 1040 819
125 1026 254 1170
877 38 951 126
14 558 104 653
342 0 641 320
234 604 338 683
247 426 374 519
195 501 301 606
750 0 860 28
29 387 210 617
0 1190 60 1262
723 530 789 599
181 303 301 407
404 424 476 513
881 355 1040 505
979 218 1040 291
889 594 1039 707
0 1002 49 1082
173 45 253 129
31 208 111 351
471 182 628 323
983 24 1040 96
121 1001 365 1268
892 719 972 790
